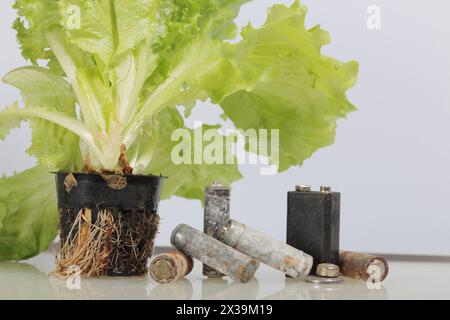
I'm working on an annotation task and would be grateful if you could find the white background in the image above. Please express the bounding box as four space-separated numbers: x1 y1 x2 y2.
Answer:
1 0 450 256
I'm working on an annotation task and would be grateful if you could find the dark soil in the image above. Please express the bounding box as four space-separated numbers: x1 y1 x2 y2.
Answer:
108 210 160 276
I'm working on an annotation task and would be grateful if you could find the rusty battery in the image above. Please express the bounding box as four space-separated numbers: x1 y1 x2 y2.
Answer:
203 182 230 278
149 251 194 284
339 251 389 282
171 224 260 283
218 219 313 279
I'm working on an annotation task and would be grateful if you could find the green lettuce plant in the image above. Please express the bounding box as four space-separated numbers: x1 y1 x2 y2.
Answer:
0 0 358 260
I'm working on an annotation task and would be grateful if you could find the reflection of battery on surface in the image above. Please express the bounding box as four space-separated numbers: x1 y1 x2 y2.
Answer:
203 182 230 278
287 186 340 272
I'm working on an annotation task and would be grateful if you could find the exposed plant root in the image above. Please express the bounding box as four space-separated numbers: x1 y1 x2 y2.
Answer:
54 208 160 278
53 209 114 279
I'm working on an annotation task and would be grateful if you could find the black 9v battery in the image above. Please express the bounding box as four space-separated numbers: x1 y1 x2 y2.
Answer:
287 185 341 273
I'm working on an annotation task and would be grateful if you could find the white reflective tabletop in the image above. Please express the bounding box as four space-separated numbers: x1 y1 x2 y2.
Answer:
1 251 449 300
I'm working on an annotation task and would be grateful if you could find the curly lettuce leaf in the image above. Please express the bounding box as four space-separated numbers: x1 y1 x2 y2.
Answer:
123 0 251 131
0 166 57 261
13 0 61 64
216 2 358 171
132 2 358 174
2 67 82 171
0 103 23 140
59 0 159 64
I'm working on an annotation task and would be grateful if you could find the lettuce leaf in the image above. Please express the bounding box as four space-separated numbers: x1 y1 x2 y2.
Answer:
218 3 358 171
0 166 57 261
59 0 158 64
13 0 61 65
2 67 82 171
0 103 23 140
141 107 242 201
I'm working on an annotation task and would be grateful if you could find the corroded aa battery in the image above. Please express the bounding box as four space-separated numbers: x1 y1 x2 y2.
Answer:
149 251 193 284
203 182 230 278
339 251 389 282
218 219 313 279
171 224 260 283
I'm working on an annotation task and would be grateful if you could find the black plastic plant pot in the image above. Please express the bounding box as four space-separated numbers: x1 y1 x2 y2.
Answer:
55 172 163 277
